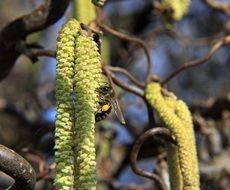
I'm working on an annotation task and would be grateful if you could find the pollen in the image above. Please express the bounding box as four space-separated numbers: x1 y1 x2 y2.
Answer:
101 104 110 112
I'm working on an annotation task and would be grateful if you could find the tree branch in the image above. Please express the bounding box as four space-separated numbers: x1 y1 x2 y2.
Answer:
130 127 174 190
108 66 145 88
0 0 70 81
96 9 152 84
0 144 36 190
162 35 230 85
102 64 144 97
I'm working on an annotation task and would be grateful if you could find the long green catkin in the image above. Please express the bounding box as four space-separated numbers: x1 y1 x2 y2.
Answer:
55 18 103 190
73 31 102 190
55 19 80 190
145 82 200 190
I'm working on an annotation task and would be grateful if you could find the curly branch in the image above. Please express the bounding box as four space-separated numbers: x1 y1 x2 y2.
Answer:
130 127 174 190
0 0 70 81
162 35 230 85
108 66 145 88
103 65 144 97
96 20 152 83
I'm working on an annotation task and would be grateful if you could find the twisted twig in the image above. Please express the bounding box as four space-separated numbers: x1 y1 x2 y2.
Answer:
108 66 145 88
97 20 152 83
162 35 230 84
130 127 174 190
103 65 144 97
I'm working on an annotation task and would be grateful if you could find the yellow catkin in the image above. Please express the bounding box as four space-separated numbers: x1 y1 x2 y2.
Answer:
74 0 96 24
166 143 183 190
55 18 103 190
55 19 80 190
145 83 200 190
73 30 102 190
162 0 190 20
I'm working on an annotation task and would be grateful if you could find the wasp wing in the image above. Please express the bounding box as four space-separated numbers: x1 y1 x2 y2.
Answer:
110 97 126 125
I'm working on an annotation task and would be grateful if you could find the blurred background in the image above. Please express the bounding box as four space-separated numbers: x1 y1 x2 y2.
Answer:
0 0 229 189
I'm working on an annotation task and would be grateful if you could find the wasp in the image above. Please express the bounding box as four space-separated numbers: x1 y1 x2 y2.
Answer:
80 24 125 125
95 83 126 125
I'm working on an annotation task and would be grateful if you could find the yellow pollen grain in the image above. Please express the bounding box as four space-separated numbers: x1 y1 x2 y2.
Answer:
101 104 110 112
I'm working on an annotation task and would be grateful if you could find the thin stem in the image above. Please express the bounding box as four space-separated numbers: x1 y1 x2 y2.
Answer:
97 22 152 84
26 49 56 58
108 66 145 88
102 65 144 97
162 35 230 85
